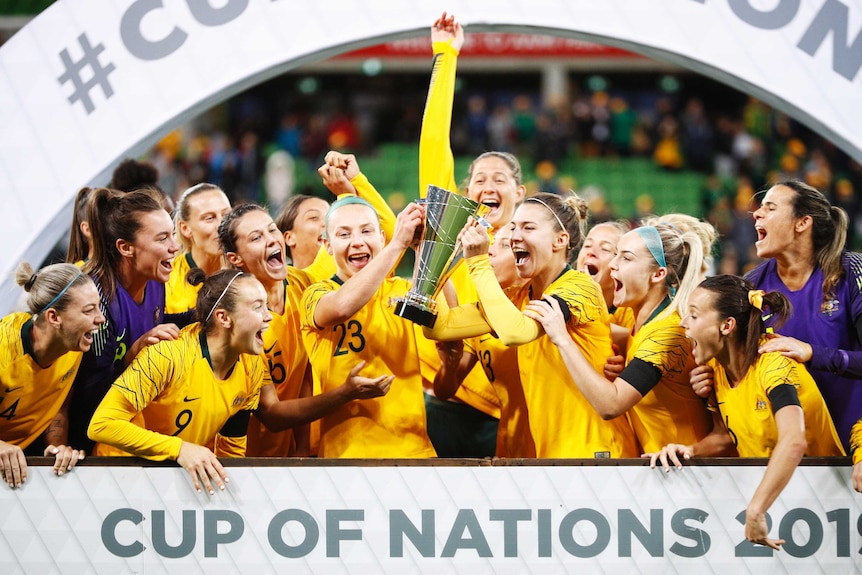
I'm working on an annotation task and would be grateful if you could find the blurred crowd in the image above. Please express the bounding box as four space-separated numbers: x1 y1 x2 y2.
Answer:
142 79 862 277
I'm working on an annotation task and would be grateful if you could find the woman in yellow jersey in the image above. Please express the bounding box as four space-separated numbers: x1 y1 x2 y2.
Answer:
66 187 94 266
576 221 629 314
0 262 105 488
221 182 393 457
427 191 639 458
276 194 330 270
648 275 844 549
301 197 438 458
165 183 232 314
419 14 527 457
526 224 713 454
89 269 391 494
433 226 534 458
640 213 718 284
575 220 633 372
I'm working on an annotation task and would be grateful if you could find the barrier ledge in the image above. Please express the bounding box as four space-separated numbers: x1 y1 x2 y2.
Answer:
23 455 852 467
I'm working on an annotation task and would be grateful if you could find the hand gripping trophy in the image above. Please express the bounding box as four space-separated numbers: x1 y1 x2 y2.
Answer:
393 184 488 328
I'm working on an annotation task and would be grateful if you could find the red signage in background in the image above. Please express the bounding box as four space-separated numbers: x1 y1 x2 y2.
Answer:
338 33 641 59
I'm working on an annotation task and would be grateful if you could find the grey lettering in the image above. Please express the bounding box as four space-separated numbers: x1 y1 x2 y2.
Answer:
798 0 862 81
268 509 318 558
489 509 531 558
779 508 823 557
559 508 610 558
389 509 435 558
670 508 710 557
618 509 663 557
729 0 799 29
538 509 552 557
203 510 243 558
187 0 249 26
441 509 493 558
101 508 144 558
326 510 364 557
151 510 195 558
120 0 187 61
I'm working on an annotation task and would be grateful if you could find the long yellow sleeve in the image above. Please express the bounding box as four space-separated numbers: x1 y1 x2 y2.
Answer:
419 40 460 198
423 294 493 341
88 387 183 461
352 172 396 243
467 255 541 345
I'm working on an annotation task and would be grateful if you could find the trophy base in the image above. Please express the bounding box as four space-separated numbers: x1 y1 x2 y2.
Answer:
393 299 437 328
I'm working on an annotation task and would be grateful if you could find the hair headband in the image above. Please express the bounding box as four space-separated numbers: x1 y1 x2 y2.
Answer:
634 226 667 269
205 272 243 324
324 196 377 234
38 269 84 315
526 197 566 233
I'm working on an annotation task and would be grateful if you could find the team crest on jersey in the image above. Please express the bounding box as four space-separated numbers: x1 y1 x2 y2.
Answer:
61 368 75 381
821 299 840 316
755 399 768 411
233 395 246 407
154 306 162 325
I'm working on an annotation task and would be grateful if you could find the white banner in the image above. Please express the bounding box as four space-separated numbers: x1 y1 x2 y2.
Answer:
1 463 860 573
2 0 862 312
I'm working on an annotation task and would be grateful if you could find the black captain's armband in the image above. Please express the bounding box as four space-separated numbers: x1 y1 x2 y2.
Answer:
548 295 572 323
767 384 801 414
619 358 662 396
219 410 253 438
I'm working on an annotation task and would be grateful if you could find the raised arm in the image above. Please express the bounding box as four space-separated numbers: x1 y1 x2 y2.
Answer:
419 13 464 197
312 203 424 328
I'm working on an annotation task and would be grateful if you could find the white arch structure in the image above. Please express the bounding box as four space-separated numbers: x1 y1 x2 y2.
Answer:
1 0 862 312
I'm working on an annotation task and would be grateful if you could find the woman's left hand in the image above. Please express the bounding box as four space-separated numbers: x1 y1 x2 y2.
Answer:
44 444 85 476
524 296 569 346
458 218 491 259
758 334 813 363
745 509 785 550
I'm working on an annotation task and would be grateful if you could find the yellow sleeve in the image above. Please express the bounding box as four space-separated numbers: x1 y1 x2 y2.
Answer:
88 387 183 461
422 291 493 341
303 245 337 281
851 418 862 465
467 255 541 345
351 172 396 243
300 281 334 330
419 40 460 198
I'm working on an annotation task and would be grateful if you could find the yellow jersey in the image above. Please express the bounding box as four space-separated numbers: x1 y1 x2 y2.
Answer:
89 323 267 460
301 276 436 458
0 313 81 448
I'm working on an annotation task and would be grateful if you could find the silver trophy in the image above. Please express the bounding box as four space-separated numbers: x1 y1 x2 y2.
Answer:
393 185 489 328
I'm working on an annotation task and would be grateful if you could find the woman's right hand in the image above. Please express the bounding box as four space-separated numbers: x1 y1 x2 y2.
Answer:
177 442 228 496
642 443 694 472
0 440 27 488
342 360 394 400
431 12 464 51
690 364 715 398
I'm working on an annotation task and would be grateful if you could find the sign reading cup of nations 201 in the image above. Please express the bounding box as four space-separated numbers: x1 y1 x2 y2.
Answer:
3 0 862 572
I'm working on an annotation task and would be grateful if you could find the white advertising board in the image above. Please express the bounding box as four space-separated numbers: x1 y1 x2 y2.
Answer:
0 462 860 573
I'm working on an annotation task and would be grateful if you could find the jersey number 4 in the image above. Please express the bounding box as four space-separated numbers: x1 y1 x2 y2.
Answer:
0 396 19 420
